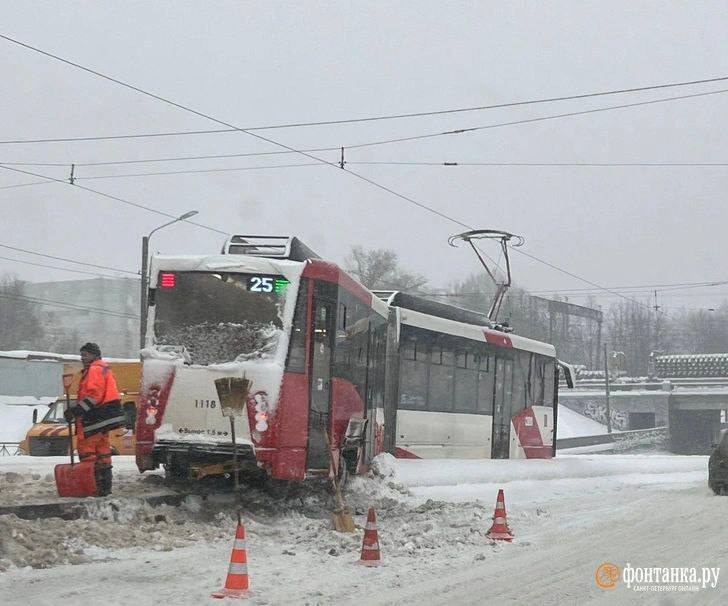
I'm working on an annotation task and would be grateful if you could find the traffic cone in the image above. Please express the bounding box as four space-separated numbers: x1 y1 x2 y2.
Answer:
212 522 250 599
486 489 513 542
358 507 382 566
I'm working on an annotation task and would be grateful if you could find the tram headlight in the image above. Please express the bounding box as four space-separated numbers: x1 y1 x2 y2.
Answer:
254 392 269 413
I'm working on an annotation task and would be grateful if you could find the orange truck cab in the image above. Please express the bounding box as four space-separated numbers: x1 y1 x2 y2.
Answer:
19 360 140 456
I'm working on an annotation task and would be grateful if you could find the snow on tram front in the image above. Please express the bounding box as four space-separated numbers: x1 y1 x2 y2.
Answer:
135 236 388 482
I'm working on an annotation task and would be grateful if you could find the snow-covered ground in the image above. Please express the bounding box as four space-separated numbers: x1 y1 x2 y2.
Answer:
1 452 724 605
556 405 612 438
0 403 49 443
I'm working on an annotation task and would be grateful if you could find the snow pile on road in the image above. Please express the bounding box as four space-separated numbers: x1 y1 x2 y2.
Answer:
0 497 233 571
0 457 165 507
0 472 504 572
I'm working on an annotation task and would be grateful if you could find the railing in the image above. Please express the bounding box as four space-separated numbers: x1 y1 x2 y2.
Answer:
556 427 668 451
0 442 22 456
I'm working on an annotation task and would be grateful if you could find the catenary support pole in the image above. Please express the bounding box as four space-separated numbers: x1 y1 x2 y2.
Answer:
603 342 612 434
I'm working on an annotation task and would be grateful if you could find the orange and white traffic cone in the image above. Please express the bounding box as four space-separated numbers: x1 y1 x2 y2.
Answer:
486 489 513 542
358 507 382 566
212 522 250 599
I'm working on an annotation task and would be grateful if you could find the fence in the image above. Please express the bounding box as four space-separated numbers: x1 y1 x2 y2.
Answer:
556 427 668 451
0 442 22 456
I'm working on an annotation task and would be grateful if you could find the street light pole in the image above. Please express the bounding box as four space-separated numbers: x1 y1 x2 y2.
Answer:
139 211 198 350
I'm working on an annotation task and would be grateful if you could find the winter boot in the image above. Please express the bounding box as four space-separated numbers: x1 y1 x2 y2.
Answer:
95 465 112 497
103 466 113 496
94 465 104 496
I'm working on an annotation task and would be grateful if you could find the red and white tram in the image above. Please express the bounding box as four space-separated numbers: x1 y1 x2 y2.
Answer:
135 236 568 481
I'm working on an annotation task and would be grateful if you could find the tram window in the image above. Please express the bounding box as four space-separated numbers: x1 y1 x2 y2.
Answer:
428 347 454 412
399 346 428 410
532 356 546 405
456 351 467 369
477 356 494 414
543 359 556 405
431 347 443 365
512 351 531 410
286 279 308 373
403 340 417 361
501 359 513 407
455 360 478 412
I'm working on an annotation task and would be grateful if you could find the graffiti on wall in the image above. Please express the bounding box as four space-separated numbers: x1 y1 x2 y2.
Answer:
581 400 629 430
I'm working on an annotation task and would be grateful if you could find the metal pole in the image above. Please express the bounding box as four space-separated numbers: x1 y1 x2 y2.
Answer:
229 416 242 525
140 235 149 350
66 389 74 465
603 343 612 434
595 316 603 370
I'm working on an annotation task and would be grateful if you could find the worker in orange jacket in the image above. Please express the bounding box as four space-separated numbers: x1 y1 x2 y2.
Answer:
65 343 126 496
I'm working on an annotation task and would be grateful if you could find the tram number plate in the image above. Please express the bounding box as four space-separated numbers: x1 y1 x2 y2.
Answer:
194 399 217 409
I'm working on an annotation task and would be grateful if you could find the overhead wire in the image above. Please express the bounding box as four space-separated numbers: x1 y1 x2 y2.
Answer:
0 291 140 319
4 89 728 170
0 254 137 278
0 243 138 275
426 279 728 297
0 48 725 145
0 69 728 144
347 161 728 167
3 33 713 309
76 162 325 181
340 88 728 152
0 163 229 236
0 179 56 190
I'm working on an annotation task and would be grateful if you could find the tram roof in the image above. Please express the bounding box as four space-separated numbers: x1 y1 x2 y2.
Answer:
374 291 556 357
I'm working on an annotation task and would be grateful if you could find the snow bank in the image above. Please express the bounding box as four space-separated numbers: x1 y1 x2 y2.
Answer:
556 404 610 438
0 457 159 507
0 403 48 442
394 454 707 488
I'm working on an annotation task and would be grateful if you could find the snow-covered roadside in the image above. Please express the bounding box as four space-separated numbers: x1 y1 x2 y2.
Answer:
0 454 723 605
556 404 612 438
395 453 707 487
1 453 722 605
0 456 164 506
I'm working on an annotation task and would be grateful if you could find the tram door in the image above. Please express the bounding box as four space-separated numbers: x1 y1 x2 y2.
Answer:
307 299 334 470
491 357 513 458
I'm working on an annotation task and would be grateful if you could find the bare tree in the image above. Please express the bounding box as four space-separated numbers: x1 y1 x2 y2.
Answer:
345 246 428 291
0 273 45 350
605 300 665 375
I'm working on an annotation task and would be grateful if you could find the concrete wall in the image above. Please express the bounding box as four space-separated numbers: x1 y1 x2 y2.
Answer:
560 390 670 430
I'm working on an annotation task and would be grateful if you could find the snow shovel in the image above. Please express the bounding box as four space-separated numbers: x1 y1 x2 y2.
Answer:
54 406 97 498
323 427 355 533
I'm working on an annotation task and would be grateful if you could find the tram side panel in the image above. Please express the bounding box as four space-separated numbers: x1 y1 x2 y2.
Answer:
392 322 557 460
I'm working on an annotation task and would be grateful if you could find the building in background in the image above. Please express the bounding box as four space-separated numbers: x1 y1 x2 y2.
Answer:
25 277 139 358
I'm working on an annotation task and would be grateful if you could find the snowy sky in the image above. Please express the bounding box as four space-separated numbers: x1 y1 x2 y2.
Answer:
2 1 728 312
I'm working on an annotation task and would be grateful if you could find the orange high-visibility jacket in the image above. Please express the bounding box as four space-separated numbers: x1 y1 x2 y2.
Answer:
72 359 125 437
78 359 120 407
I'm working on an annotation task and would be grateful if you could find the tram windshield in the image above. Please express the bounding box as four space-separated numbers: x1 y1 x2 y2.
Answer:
153 271 291 365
